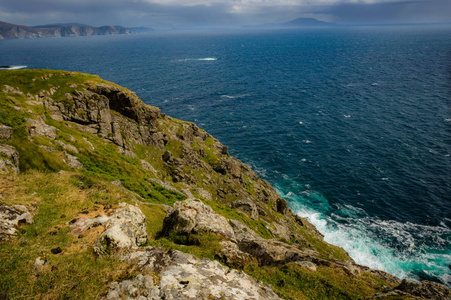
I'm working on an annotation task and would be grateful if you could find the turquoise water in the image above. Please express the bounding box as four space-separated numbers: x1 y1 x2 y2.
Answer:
1 26 450 286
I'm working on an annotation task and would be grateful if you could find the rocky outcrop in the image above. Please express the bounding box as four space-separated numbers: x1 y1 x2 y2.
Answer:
64 152 84 169
374 279 451 300
108 247 281 300
95 203 147 252
232 198 259 220
68 203 147 253
0 204 33 242
27 118 58 139
163 199 235 241
164 199 320 267
0 144 20 174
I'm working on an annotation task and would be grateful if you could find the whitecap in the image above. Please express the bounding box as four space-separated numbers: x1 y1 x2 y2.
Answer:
445 118 451 122
299 121 303 125
178 57 217 62
303 140 312 144
343 115 351 118
371 82 379 86
0 65 27 70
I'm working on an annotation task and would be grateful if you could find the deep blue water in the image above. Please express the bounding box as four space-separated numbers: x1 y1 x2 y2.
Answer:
1 26 450 286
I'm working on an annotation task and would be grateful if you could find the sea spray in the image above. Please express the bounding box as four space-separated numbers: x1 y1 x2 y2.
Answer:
278 186 451 286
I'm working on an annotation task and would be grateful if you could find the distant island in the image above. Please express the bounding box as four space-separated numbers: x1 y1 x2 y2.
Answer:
0 21 152 40
244 17 334 29
281 17 333 27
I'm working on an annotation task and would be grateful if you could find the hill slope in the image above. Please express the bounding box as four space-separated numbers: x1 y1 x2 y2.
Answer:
0 69 450 299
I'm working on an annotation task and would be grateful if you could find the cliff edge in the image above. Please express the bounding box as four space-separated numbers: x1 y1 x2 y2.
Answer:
0 69 449 299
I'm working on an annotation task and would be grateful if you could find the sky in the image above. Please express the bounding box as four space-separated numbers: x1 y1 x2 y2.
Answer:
0 0 450 29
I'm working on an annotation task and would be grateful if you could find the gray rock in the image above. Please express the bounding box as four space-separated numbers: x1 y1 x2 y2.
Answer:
3 85 23 95
0 125 13 140
39 145 57 152
96 203 147 253
0 204 33 242
33 257 48 273
294 261 317 272
0 144 20 174
373 279 451 300
83 137 95 150
229 219 318 266
140 160 157 175
232 198 258 220
56 140 79 153
217 240 255 269
163 199 236 241
64 152 84 169
112 247 281 300
111 180 122 187
27 118 58 140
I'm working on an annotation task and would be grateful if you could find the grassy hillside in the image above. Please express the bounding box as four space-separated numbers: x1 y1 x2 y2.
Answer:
0 69 415 299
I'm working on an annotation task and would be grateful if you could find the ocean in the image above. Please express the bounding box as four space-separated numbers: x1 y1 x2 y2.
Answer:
1 26 450 286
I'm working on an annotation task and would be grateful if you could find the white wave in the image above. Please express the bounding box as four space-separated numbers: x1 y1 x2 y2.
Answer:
343 115 351 118
303 140 312 144
178 57 217 62
445 118 451 122
220 94 248 100
0 65 27 70
281 189 451 285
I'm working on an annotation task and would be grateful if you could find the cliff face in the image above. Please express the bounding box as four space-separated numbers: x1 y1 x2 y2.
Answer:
0 21 131 40
0 69 450 299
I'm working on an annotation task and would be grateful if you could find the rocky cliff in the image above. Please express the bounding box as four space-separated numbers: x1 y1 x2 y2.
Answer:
0 21 131 40
0 69 450 299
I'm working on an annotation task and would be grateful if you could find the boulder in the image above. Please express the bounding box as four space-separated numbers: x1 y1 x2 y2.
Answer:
294 261 317 272
0 125 13 140
112 247 282 300
232 198 258 220
27 118 58 140
96 203 147 253
0 144 20 174
0 204 33 242
140 160 157 175
216 240 255 269
163 199 235 241
64 152 84 169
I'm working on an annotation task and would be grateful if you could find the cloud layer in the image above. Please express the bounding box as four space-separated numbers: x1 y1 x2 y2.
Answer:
0 0 449 28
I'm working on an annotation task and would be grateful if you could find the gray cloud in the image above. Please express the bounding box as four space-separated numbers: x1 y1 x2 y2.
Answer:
0 0 449 28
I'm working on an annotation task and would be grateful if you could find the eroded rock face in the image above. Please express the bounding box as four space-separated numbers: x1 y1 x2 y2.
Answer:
94 203 147 253
163 199 236 241
107 247 282 300
0 144 20 174
0 204 33 242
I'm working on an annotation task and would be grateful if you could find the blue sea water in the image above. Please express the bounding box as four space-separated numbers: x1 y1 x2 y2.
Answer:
1 26 450 286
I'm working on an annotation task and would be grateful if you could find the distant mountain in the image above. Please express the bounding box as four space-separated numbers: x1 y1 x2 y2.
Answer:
0 21 135 40
281 17 333 27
